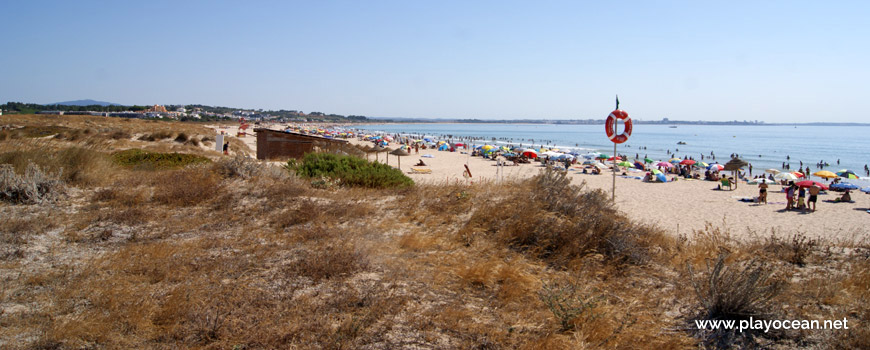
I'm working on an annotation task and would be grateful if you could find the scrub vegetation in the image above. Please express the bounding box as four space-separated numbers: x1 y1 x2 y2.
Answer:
0 115 867 349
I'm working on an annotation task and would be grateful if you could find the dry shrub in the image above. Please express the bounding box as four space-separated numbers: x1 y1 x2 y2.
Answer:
538 280 603 332
763 233 818 267
462 168 660 266
0 145 114 187
0 163 65 204
108 129 132 140
285 242 369 282
687 252 787 349
153 167 221 206
174 132 189 143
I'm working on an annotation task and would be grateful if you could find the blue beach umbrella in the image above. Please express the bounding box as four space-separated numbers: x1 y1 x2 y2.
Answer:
830 182 860 191
861 186 870 193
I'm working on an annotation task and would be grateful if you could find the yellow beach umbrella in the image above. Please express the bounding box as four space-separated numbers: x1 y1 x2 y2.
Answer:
813 170 838 179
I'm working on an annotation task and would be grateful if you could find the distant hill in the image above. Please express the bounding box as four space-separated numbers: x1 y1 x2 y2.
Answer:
51 99 121 106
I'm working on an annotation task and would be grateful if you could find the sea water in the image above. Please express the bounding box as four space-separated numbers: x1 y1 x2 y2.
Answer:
352 123 870 185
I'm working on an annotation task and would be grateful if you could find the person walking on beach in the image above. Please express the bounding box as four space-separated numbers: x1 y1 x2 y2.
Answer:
808 184 820 212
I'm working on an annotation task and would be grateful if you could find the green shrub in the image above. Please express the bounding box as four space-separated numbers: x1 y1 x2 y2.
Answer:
294 153 413 189
112 149 210 170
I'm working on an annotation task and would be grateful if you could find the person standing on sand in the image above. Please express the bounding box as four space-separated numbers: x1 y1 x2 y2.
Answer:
785 182 795 210
223 142 229 155
797 186 806 210
808 184 820 212
758 181 768 204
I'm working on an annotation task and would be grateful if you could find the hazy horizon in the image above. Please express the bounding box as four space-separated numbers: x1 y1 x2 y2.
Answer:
2 1 868 123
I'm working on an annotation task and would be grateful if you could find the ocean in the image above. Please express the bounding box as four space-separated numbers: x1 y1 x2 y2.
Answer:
350 123 870 185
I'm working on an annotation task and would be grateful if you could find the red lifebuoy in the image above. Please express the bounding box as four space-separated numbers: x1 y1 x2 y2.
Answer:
605 109 632 144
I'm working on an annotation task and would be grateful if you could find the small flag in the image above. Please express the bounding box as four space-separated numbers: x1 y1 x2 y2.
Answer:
615 95 620 110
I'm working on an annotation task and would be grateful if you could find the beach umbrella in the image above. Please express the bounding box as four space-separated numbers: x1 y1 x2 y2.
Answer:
607 156 622 161
593 162 607 168
617 161 633 167
795 180 828 191
381 147 393 164
813 170 838 179
582 160 597 165
836 169 859 179
650 169 662 175
861 186 870 194
521 149 539 159
694 161 709 168
370 145 385 162
669 158 682 164
791 171 805 178
708 164 724 172
679 159 696 166
389 148 409 168
774 172 798 181
748 178 777 184
830 182 860 191
765 169 780 174
633 161 645 170
644 157 654 164
454 142 465 147
596 154 608 160
656 162 674 168
724 158 748 189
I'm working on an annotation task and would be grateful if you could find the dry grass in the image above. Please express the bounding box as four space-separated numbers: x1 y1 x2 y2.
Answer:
1 116 866 349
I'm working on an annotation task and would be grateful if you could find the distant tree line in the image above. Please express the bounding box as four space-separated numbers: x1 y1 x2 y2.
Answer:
2 102 148 114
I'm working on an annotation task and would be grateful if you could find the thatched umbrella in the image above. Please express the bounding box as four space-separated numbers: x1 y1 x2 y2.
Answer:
724 158 748 189
389 148 410 168
358 144 373 160
371 146 385 162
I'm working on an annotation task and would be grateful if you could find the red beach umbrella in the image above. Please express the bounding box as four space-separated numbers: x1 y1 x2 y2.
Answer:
679 159 696 166
791 171 805 178
795 180 828 191
607 156 622 161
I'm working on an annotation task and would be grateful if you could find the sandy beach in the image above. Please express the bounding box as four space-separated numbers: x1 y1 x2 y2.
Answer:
222 125 869 240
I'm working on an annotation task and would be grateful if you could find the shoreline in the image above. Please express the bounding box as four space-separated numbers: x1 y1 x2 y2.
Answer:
222 123 870 241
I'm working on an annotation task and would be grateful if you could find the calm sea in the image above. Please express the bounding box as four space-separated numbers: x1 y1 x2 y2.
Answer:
351 123 870 185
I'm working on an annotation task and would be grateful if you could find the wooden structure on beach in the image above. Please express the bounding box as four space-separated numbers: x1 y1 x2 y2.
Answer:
254 128 352 160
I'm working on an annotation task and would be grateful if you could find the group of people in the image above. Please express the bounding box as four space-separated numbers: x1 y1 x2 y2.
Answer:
773 181 821 212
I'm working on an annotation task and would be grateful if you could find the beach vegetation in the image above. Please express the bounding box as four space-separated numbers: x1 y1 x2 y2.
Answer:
294 152 414 189
2 114 866 349
112 149 211 170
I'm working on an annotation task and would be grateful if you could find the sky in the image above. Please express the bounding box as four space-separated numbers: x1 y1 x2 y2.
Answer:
1 1 868 122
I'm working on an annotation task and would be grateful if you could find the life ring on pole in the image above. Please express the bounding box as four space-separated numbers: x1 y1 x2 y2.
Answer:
605 110 632 144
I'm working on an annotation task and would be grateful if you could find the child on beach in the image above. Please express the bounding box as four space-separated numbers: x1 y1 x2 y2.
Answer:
797 186 806 210
785 183 795 210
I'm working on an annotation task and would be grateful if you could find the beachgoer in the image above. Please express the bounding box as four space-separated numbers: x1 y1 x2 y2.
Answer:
808 185 820 211
797 187 806 210
836 190 852 202
758 181 768 204
785 183 795 210
223 142 229 155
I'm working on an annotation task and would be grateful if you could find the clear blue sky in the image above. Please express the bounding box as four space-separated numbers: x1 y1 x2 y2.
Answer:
2 1 868 122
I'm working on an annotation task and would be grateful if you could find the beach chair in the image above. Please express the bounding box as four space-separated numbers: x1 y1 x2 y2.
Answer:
410 167 432 174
